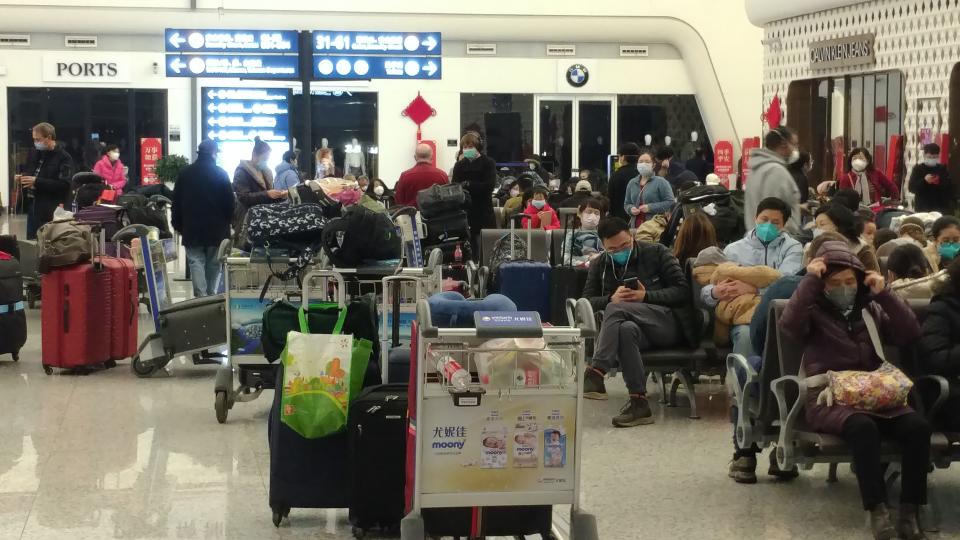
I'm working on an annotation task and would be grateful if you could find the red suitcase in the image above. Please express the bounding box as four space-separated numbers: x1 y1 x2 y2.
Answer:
41 261 113 373
101 256 138 360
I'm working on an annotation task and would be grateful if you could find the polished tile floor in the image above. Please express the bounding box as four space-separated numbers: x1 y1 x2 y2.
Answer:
3 215 960 539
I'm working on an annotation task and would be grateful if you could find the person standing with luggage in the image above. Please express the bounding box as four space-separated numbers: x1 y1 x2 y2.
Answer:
909 143 954 214
232 137 287 245
744 126 802 235
273 150 302 191
92 144 127 194
581 217 700 427
172 140 234 297
451 132 497 249
17 122 73 239
394 143 448 208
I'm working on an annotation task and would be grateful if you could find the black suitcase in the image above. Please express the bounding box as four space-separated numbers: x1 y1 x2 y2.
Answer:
0 257 27 360
423 238 473 264
549 266 588 325
422 210 470 245
348 384 408 537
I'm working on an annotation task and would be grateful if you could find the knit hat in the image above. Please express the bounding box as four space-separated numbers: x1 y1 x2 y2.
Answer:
575 180 593 192
197 139 218 155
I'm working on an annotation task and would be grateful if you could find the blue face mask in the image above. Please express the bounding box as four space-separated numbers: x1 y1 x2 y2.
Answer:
257 159 270 171
34 141 47 151
939 242 960 261
755 222 781 243
463 148 479 160
610 246 633 266
531 199 546 210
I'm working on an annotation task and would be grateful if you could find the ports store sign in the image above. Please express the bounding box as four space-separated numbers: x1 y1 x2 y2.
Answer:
809 33 875 70
42 53 131 83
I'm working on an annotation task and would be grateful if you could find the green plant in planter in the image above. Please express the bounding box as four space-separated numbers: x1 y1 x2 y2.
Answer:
154 154 190 184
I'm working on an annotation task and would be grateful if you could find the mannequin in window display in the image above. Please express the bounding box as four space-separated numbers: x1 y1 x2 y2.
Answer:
315 144 335 180
345 137 366 177
681 130 700 162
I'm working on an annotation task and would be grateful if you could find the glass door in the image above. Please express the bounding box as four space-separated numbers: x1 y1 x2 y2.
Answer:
535 95 615 182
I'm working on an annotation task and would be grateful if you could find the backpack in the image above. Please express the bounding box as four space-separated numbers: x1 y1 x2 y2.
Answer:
74 183 110 210
36 220 93 273
120 193 172 239
678 186 745 247
487 232 528 291
416 183 467 219
321 206 401 267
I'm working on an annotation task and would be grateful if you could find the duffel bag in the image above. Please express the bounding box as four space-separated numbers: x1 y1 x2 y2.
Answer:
36 219 93 273
246 202 328 249
322 206 401 267
120 193 173 239
680 184 730 205
289 183 343 219
74 204 127 240
416 183 467 218
74 183 110 211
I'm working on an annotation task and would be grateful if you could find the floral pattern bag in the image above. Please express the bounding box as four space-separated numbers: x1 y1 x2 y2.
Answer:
826 309 913 411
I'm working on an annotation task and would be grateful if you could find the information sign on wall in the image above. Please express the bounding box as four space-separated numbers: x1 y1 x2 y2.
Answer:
165 28 300 79
312 55 440 80
165 29 298 53
168 55 298 78
809 33 875 70
200 87 291 175
312 30 442 81
140 138 162 185
313 31 440 55
713 141 734 185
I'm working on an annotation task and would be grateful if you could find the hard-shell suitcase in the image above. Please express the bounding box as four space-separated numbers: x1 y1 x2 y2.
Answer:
422 210 470 245
41 262 113 373
0 256 27 360
549 215 589 324
157 294 226 353
101 256 138 360
348 384 408 536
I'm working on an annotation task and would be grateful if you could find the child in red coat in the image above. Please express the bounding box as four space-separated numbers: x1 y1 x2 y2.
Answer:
522 186 560 230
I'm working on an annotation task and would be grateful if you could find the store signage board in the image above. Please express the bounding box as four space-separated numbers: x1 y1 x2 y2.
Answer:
200 87 291 176
809 33 875 70
313 31 441 56
166 55 298 78
165 29 298 53
140 138 162 185
312 55 440 80
42 53 131 83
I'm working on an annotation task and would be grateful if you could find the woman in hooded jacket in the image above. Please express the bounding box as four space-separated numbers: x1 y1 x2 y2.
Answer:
780 240 928 540
232 137 287 244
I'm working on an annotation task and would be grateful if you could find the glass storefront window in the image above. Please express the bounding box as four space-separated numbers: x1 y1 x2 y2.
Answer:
290 90 378 180
538 100 572 180
578 101 612 176
459 93 534 165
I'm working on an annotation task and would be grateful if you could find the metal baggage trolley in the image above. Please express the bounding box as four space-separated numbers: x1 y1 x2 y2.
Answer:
402 298 600 540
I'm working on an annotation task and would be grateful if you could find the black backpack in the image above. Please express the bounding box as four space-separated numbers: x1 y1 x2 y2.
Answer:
322 206 401 267
120 193 173 239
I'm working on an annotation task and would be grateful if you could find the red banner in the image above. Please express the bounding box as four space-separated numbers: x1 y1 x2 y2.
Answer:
885 134 902 185
713 141 734 187
140 138 162 185
938 133 950 165
740 137 760 187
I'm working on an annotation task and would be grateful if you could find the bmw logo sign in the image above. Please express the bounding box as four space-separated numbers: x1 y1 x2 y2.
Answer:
566 64 589 88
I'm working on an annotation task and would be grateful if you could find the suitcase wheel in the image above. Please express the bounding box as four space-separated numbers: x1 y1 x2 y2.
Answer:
104 359 117 369
271 505 289 527
131 354 161 378
215 391 230 424
42 364 53 375
11 352 18 362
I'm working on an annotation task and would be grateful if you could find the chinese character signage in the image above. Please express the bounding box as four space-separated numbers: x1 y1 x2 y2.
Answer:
312 30 442 81
140 138 162 185
740 137 761 187
713 141 734 186
201 87 291 176
167 55 298 78
313 31 441 55
312 55 440 80
165 29 298 53
165 28 300 79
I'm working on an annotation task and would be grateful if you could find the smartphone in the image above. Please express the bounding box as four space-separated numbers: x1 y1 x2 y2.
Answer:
623 277 640 290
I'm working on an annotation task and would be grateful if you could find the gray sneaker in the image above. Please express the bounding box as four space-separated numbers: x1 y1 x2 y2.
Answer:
612 397 655 427
583 368 608 400
728 454 757 484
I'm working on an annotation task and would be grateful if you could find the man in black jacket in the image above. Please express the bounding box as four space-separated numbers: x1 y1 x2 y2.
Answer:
606 142 640 222
172 139 234 297
581 217 698 427
17 123 73 239
909 143 954 214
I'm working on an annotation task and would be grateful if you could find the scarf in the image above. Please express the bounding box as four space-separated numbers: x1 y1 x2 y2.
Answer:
855 172 870 204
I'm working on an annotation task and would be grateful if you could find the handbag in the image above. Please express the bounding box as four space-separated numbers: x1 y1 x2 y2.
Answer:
416 183 466 218
245 202 328 249
823 309 913 411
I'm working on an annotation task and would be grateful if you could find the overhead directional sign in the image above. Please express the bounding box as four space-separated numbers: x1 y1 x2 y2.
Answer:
312 55 441 80
201 87 290 178
165 29 298 53
166 54 298 78
313 31 441 56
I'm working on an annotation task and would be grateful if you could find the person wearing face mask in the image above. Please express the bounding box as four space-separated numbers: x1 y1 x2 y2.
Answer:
232 136 287 246
786 150 812 204
17 122 73 239
562 198 605 266
394 143 449 208
521 186 560 230
607 142 641 222
781 241 927 540
926 216 960 272
581 218 700 427
908 143 954 214
92 144 126 194
811 204 880 273
502 176 535 222
452 132 497 249
839 147 900 206
886 243 944 300
273 150 302 191
744 126 802 235
359 178 390 214
623 150 676 228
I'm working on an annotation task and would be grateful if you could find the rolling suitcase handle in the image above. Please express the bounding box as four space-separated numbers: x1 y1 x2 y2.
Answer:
507 213 534 260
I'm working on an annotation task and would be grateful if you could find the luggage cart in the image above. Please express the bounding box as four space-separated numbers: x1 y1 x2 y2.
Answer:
128 225 229 377
402 298 600 540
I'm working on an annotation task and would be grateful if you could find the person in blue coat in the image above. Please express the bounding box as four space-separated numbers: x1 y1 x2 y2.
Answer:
623 150 676 228
273 150 302 191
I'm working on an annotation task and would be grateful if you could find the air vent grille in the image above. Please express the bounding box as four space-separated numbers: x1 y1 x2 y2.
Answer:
620 45 649 57
466 43 497 56
0 34 31 47
65 36 98 48
546 44 576 56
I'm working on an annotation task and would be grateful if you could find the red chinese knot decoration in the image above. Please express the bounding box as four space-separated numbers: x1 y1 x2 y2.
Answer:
402 92 436 141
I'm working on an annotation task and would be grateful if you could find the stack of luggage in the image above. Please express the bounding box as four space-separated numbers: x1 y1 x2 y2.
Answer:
0 235 26 363
417 183 472 263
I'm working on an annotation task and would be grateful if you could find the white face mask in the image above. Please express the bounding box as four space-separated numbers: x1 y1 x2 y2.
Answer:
788 150 800 164
107 151 120 161
373 185 385 196
509 188 520 198
851 158 868 172
581 213 600 229
924 157 940 167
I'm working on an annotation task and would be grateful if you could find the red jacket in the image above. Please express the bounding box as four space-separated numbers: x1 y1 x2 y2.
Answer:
838 169 899 204
394 162 449 207
522 202 560 230
92 155 126 193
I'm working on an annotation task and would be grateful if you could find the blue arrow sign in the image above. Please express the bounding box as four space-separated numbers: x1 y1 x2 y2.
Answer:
312 55 441 80
313 31 441 56
166 54 299 79
165 29 299 53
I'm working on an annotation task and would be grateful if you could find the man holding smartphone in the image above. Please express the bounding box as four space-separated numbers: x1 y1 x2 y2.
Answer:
19 122 73 239
581 217 700 427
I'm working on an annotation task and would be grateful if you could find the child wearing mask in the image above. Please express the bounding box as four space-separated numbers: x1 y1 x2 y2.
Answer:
562 198 605 266
522 186 560 230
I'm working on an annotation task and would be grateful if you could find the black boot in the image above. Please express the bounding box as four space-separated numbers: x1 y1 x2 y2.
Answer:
582 368 607 400
897 504 927 540
869 503 896 540
612 396 654 427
